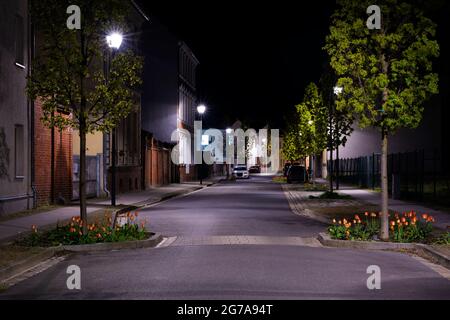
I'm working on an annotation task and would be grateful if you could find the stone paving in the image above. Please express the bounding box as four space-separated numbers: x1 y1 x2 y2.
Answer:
170 235 322 247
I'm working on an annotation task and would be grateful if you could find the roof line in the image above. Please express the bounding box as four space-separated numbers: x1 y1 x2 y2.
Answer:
130 0 150 22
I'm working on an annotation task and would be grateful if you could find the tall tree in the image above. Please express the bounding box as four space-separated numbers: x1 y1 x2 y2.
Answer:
297 83 328 153
292 83 328 184
27 0 144 233
282 122 301 162
324 0 439 240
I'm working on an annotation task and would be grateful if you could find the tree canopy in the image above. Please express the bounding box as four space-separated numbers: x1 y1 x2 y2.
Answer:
27 0 144 134
324 0 439 133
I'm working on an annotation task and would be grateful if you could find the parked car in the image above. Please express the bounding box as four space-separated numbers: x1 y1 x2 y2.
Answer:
286 165 307 183
283 163 292 177
249 165 261 173
233 166 250 179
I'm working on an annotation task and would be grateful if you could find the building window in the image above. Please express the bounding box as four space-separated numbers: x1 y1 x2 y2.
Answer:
14 15 25 68
15 125 24 178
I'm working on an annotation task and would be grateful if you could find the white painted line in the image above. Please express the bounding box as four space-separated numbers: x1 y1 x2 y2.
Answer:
155 236 177 248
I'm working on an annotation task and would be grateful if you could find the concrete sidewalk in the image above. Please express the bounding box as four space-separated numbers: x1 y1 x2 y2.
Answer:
0 176 225 243
338 187 450 231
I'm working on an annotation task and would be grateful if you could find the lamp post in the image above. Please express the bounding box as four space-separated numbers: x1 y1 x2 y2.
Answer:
226 128 233 179
106 32 123 206
197 105 206 185
333 86 343 190
307 120 314 183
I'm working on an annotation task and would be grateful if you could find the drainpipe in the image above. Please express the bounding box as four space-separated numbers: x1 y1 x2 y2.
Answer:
28 6 36 209
51 113 55 204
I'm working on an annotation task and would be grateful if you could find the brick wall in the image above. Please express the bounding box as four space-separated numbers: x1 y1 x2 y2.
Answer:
34 100 73 206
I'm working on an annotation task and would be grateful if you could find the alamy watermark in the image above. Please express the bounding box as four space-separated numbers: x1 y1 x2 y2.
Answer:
66 265 81 290
170 123 280 173
367 5 381 30
66 5 81 30
366 265 381 290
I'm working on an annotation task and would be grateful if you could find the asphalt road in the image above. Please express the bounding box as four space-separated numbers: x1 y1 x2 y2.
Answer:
2 176 450 299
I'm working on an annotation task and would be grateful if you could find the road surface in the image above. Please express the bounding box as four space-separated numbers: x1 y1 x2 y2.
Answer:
2 176 449 299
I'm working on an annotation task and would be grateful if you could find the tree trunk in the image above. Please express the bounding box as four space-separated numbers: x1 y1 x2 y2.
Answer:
329 147 334 193
322 149 328 179
79 128 88 235
380 129 389 241
336 145 340 190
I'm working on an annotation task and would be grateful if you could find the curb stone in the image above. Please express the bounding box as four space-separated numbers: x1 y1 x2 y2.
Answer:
318 232 417 250
0 247 57 284
318 232 450 269
0 233 164 285
414 244 450 269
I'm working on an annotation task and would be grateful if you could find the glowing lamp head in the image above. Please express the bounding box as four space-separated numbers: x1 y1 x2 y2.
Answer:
197 105 206 115
333 86 343 96
106 33 123 49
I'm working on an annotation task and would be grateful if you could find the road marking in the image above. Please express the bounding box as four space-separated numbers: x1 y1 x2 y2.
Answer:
155 236 178 248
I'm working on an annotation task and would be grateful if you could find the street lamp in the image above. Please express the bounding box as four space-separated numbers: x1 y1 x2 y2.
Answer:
225 128 233 178
106 33 123 50
197 104 206 117
197 105 207 185
332 85 343 191
106 32 123 207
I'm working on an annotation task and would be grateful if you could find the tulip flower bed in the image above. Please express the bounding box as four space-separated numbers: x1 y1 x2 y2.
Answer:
328 211 435 243
17 212 150 247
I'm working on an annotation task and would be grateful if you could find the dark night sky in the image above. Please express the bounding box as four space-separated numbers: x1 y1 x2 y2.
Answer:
138 1 336 130
138 1 449 131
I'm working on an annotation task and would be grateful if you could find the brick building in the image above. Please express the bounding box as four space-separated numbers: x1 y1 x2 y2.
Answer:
33 100 73 206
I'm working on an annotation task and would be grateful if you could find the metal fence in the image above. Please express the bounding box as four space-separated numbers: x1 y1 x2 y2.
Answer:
329 149 449 202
